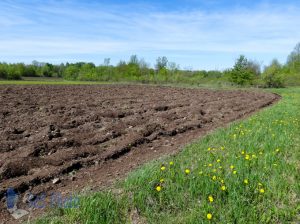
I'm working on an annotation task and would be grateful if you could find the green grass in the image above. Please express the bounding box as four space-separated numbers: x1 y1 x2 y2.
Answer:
0 77 237 91
0 76 234 88
34 88 300 224
0 79 112 85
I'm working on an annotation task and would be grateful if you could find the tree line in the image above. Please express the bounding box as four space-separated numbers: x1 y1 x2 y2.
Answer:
226 43 300 87
0 43 299 87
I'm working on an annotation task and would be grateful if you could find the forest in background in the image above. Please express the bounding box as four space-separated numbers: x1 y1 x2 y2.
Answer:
1 43 299 88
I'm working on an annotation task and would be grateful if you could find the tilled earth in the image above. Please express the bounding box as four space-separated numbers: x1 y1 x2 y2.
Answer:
0 85 279 222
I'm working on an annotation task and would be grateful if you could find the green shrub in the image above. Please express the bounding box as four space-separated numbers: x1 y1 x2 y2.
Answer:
0 64 8 79
262 73 284 88
262 59 284 88
228 55 255 85
63 65 80 80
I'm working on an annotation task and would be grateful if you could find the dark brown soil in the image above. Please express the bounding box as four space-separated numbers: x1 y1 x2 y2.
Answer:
0 85 279 223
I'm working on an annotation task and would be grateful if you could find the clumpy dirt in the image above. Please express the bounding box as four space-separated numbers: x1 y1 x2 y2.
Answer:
0 85 279 223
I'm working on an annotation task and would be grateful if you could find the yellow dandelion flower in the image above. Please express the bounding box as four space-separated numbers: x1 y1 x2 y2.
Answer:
160 179 164 183
156 186 162 192
220 179 224 184
221 185 226 191
212 175 217 181
259 188 265 194
185 169 190 174
221 146 225 150
213 169 217 173
161 166 166 171
217 159 221 163
245 155 250 160
208 195 214 203
169 161 174 166
241 150 245 155
230 165 234 169
259 151 263 155
208 147 211 151
208 163 213 167
258 183 262 186
207 213 212 220
252 154 257 159
275 148 280 152
233 170 237 174
244 179 249 184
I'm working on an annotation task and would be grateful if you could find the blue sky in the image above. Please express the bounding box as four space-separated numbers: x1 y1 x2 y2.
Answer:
0 0 299 70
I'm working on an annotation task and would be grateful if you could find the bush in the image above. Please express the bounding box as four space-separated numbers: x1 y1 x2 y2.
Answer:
63 65 80 80
228 55 255 85
6 65 22 80
262 59 284 88
262 73 284 88
0 63 8 79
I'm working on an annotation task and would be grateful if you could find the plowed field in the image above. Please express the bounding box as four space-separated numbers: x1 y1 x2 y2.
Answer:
0 85 279 221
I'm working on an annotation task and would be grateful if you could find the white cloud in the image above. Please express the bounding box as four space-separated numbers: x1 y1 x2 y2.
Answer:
0 1 299 68
0 39 127 55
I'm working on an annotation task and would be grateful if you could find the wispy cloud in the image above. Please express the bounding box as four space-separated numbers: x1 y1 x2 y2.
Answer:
0 0 299 69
